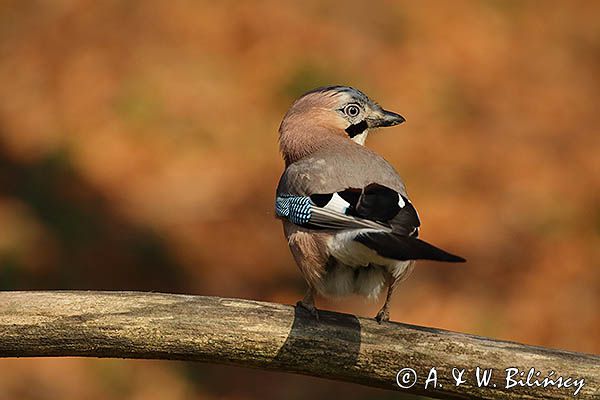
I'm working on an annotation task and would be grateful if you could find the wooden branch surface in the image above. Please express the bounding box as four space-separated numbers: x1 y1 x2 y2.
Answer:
0 291 598 399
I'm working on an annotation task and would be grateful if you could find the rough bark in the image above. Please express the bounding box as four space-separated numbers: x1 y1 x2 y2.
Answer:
0 291 598 399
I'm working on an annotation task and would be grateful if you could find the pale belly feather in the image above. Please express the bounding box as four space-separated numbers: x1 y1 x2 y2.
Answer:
322 230 412 299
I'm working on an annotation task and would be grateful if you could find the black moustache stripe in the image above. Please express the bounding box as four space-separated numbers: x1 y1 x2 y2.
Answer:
345 120 368 138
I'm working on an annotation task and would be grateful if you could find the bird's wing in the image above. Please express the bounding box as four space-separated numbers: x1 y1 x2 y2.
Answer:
276 182 419 235
276 146 466 263
275 186 465 263
276 146 413 232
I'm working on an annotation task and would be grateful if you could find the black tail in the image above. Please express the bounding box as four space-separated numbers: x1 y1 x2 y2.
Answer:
354 232 466 263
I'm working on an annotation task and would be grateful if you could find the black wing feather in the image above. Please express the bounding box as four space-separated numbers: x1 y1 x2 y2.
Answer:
309 193 333 207
355 231 465 263
355 183 401 221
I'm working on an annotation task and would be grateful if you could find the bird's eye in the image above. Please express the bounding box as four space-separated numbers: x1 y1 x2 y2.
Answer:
344 104 361 118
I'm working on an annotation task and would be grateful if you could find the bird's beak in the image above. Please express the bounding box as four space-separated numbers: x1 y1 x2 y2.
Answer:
367 108 406 128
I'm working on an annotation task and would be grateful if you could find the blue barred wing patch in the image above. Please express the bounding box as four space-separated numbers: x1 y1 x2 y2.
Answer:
275 195 312 225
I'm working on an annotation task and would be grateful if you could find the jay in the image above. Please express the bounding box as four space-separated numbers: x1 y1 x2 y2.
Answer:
275 86 465 322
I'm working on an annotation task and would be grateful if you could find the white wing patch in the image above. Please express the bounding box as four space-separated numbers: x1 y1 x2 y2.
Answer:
323 193 351 213
397 194 406 208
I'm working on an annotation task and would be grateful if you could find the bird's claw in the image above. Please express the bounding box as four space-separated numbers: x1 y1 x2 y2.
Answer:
375 308 389 324
296 300 319 320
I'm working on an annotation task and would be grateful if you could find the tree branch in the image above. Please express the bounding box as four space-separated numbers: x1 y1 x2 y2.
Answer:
0 291 597 399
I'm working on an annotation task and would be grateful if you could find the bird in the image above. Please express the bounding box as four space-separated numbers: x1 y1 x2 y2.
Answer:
275 86 465 323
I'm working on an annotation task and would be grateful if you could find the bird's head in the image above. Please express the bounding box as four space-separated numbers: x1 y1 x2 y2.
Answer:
279 86 405 164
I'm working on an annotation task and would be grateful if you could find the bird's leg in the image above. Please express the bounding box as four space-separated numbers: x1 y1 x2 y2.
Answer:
375 276 398 323
296 286 319 320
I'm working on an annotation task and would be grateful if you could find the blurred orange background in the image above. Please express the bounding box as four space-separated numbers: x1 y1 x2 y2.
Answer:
0 1 598 399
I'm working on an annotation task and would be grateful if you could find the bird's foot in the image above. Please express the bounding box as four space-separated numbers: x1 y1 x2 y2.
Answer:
296 300 319 320
375 308 389 324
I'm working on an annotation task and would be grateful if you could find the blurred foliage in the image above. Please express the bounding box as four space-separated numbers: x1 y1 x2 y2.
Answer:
0 1 598 399
0 145 187 291
280 64 341 100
